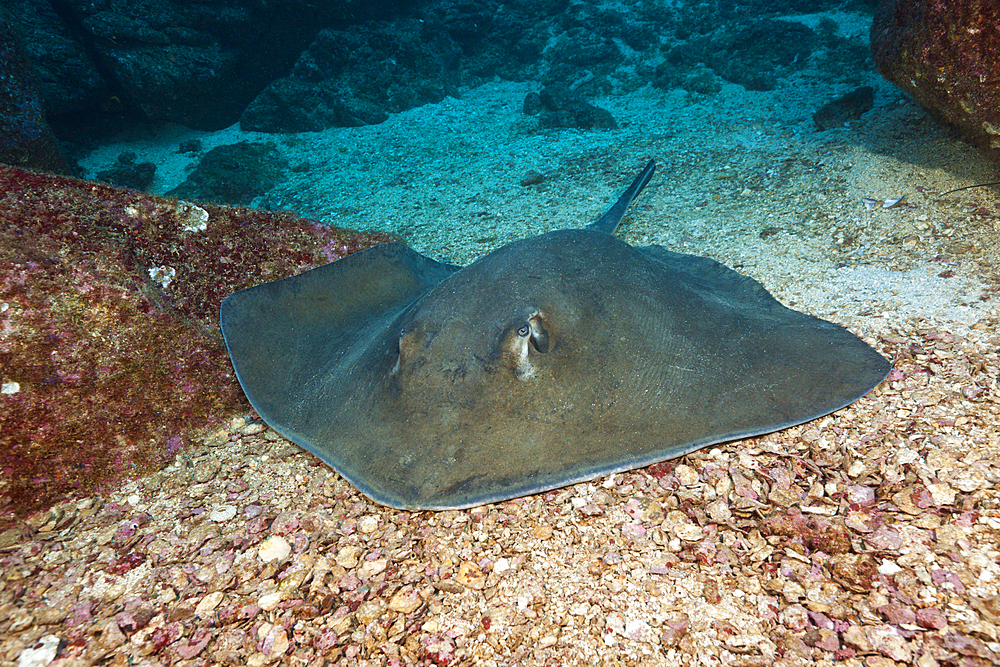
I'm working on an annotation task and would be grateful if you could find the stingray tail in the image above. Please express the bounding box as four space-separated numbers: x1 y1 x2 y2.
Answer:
587 159 656 235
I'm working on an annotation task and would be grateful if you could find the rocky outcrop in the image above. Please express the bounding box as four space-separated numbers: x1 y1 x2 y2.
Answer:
871 0 1000 159
0 165 391 517
241 20 461 133
6 0 403 134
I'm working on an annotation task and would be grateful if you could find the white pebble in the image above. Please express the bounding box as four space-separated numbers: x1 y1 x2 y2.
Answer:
258 591 282 611
674 464 699 486
878 559 902 575
358 558 388 579
258 535 291 562
195 591 224 616
358 515 379 534
210 505 238 522
16 635 61 667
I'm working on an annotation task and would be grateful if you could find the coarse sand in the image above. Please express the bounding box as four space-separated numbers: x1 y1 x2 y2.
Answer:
12 26 1000 665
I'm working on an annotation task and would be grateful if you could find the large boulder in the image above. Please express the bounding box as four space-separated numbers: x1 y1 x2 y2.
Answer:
0 165 391 519
167 142 289 205
871 0 1000 159
241 19 462 132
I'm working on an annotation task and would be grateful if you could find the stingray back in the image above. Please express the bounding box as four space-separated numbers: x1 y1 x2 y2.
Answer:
222 231 890 510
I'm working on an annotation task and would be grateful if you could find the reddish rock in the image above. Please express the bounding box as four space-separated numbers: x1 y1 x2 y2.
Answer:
0 165 391 520
761 508 852 555
871 1 1000 159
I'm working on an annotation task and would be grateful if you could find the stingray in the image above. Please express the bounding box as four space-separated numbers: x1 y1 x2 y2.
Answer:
220 160 891 510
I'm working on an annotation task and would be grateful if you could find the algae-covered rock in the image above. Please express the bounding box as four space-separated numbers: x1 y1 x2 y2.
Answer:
0 165 391 519
872 0 1000 160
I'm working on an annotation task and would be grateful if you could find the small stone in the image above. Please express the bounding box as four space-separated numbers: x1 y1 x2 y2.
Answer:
277 568 308 595
532 525 553 540
662 510 703 541
388 589 423 614
192 459 222 483
258 535 291 563
9 610 34 632
335 545 361 569
845 485 875 507
204 428 230 447
261 625 289 657
91 618 127 652
36 608 67 625
880 602 916 625
358 515 379 534
457 561 486 589
174 628 212 659
258 591 282 611
878 559 903 575
270 510 300 535
660 612 690 647
948 467 988 492
674 464 699 486
640 502 664 522
780 604 810 632
867 526 903 551
674 523 704 541
16 635 61 667
241 422 266 436
842 624 872 652
356 600 385 623
187 522 221 549
0 527 22 548
927 482 957 506
866 625 912 662
195 591 224 616
915 607 947 630
358 557 387 579
705 498 732 523
621 522 646 539
210 505 237 522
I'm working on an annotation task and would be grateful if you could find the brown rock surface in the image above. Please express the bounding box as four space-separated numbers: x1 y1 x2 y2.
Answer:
0 165 390 520
872 0 1000 159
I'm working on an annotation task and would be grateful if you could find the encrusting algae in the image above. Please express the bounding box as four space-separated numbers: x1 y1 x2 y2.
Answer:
0 164 391 522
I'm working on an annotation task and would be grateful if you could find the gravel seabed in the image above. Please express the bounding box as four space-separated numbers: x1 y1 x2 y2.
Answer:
9 37 1000 667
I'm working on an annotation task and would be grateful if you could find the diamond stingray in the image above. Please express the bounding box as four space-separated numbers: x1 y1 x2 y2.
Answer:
220 160 891 509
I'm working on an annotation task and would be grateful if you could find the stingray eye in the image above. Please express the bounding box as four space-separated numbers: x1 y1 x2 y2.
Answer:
517 324 530 337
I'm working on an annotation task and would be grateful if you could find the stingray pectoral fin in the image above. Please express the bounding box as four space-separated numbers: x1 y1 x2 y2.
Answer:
219 242 458 435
